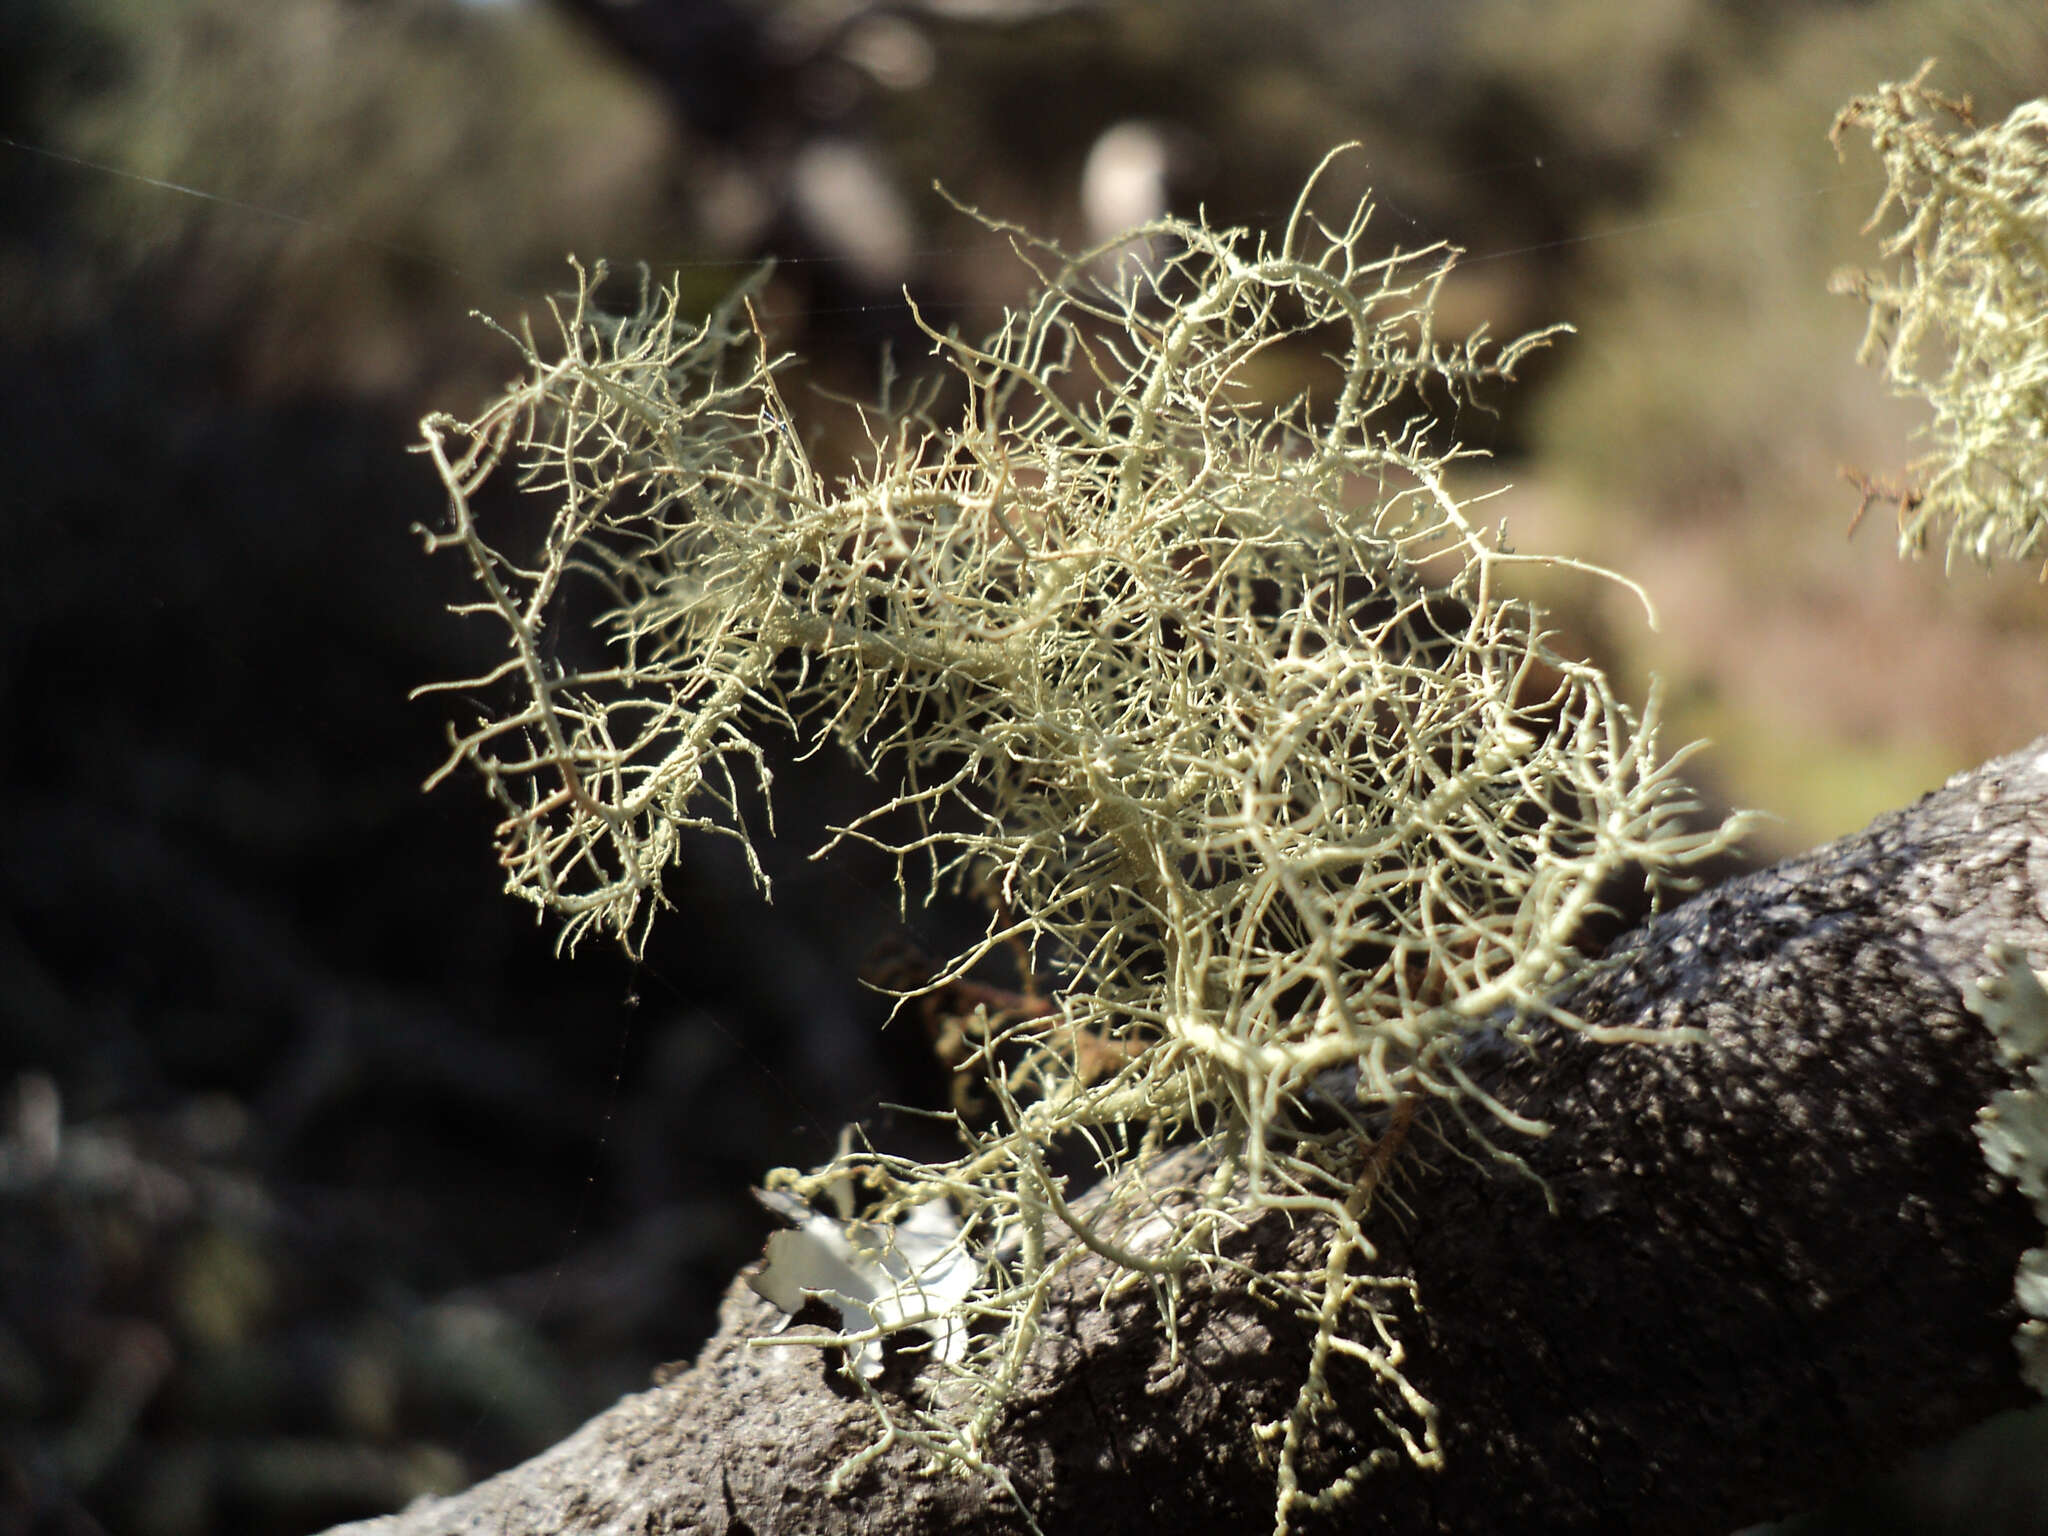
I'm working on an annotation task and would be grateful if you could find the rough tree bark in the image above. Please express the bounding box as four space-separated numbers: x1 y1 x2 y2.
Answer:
333 736 2048 1536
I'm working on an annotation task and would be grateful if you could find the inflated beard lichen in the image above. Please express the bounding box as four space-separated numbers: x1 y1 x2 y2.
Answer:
1831 62 2048 570
416 151 1742 1533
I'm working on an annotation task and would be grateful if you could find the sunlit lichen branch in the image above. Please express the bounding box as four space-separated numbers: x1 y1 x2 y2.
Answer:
415 150 1742 1534
1830 61 2048 569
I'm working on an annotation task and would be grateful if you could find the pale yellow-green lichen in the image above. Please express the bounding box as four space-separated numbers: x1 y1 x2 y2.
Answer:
415 150 1740 1534
1831 62 2048 570
1968 942 2048 1393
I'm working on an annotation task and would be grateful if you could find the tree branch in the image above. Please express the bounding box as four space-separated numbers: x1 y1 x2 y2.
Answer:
331 736 2048 1536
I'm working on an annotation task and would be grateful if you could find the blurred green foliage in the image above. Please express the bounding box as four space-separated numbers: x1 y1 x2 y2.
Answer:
16 0 689 398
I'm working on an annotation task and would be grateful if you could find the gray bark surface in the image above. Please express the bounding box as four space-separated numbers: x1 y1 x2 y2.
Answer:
333 736 2048 1536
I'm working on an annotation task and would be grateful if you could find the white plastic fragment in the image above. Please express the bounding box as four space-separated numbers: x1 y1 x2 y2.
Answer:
748 1188 979 1380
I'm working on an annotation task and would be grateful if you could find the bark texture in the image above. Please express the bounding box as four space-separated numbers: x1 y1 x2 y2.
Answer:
332 737 2048 1536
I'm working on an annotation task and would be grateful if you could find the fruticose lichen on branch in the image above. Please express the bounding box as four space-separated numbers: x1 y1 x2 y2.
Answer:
1831 62 2048 569
414 151 1743 1533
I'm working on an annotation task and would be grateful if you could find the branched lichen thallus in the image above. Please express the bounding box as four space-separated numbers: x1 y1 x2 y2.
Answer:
413 149 1745 1535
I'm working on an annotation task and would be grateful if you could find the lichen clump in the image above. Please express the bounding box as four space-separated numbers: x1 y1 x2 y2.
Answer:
417 152 1734 1532
1968 943 2048 1392
1831 63 2048 569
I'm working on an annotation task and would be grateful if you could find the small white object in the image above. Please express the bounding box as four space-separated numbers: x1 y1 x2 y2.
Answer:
1081 122 1173 246
749 1189 979 1380
789 139 916 293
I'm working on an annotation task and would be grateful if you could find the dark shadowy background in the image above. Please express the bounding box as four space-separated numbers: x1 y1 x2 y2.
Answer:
4 2 2048 1532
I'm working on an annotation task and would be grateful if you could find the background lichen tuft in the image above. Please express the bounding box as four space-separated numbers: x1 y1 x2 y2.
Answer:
1832 62 2048 570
